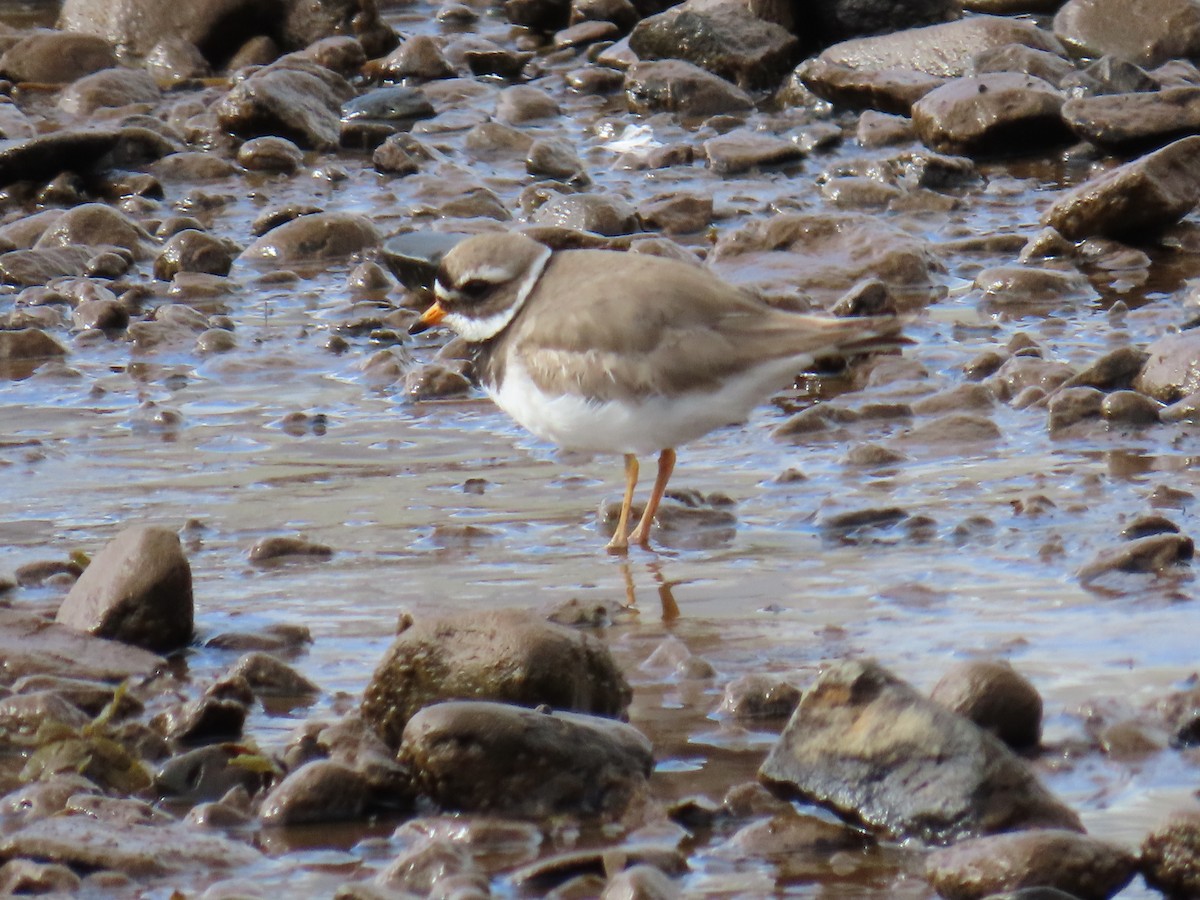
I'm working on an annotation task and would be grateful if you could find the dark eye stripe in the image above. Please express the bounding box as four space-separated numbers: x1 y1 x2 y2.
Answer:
459 278 491 298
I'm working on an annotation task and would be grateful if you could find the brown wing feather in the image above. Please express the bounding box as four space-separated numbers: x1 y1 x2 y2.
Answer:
498 249 899 402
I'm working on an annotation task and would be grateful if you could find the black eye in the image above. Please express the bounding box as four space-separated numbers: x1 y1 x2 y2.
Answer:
460 278 491 299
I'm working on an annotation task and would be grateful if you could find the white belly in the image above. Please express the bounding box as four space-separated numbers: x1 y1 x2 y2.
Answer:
490 356 802 455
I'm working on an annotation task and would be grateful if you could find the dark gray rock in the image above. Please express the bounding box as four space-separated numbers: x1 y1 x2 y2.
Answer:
912 73 1069 156
55 526 194 653
758 659 1083 844
361 607 631 748
225 652 319 697
401 700 653 816
927 830 1137 900
155 745 270 803
1042 136 1200 240
628 0 801 91
1053 0 1200 68
930 660 1042 750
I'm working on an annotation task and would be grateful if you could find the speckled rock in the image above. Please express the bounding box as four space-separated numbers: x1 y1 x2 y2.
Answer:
1141 809 1200 897
361 608 631 748
927 829 1137 900
912 73 1069 156
400 700 653 816
55 525 194 653
1042 136 1200 240
759 659 1082 844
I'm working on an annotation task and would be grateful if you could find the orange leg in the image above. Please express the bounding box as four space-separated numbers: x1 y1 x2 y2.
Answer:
606 453 639 553
629 448 676 548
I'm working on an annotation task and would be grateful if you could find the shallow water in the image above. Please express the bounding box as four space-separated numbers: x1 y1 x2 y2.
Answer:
1 1 1199 895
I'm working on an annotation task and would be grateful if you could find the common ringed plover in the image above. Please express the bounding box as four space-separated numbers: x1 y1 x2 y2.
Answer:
410 231 903 552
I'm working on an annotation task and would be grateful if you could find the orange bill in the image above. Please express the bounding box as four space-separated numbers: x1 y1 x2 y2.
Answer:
408 301 446 335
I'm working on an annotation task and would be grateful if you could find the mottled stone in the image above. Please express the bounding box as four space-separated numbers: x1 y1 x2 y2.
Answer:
759 660 1081 844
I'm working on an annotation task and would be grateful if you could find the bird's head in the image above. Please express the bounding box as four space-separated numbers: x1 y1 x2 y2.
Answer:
409 232 553 342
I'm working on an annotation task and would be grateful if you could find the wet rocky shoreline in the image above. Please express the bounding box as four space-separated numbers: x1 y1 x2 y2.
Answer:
0 0 1199 896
